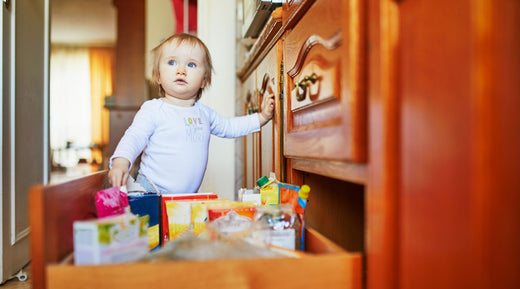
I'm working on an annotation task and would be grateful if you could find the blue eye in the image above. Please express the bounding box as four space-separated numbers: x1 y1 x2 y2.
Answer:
187 62 196 68
168 60 176 66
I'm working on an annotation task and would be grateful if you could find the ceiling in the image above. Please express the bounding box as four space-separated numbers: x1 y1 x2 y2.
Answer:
51 0 117 46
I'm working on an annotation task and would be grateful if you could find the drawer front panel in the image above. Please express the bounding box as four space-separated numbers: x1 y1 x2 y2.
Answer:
284 0 366 163
289 32 342 112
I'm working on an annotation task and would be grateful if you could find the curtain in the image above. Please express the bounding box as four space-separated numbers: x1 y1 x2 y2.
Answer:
50 46 91 167
89 47 114 166
172 0 197 33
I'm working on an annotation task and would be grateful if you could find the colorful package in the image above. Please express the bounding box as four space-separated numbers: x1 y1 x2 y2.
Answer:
278 182 300 205
160 193 218 243
128 193 160 251
191 200 230 236
257 175 279 206
165 199 229 240
95 186 129 218
166 200 192 240
73 213 149 265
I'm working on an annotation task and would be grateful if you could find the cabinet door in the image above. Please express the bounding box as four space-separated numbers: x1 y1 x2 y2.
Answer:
284 0 366 162
242 73 257 189
255 42 283 179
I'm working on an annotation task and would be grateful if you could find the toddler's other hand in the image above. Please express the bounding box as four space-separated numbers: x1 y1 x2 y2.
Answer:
108 158 131 188
259 92 275 126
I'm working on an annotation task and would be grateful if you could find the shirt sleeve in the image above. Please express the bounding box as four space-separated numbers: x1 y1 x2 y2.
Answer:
109 101 156 169
202 104 261 138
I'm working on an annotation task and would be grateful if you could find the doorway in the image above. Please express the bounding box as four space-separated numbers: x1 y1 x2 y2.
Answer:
49 0 116 183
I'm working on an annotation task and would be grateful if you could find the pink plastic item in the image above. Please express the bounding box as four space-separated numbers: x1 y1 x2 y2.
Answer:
95 187 129 218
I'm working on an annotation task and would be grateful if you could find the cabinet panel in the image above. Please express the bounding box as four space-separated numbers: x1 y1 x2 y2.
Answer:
241 41 283 187
242 73 257 189
256 42 282 178
284 0 366 163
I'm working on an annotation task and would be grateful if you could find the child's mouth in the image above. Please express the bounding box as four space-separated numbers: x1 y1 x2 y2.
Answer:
175 79 187 85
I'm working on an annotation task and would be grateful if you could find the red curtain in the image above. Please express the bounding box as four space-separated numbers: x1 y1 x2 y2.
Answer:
172 0 197 33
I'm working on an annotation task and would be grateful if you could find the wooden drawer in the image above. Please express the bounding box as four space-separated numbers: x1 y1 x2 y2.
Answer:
29 171 362 289
284 0 366 163
46 228 362 289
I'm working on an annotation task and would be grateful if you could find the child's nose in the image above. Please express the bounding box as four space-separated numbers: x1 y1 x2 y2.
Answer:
176 66 186 75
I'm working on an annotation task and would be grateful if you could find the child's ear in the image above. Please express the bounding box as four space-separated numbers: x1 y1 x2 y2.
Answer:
201 79 207 88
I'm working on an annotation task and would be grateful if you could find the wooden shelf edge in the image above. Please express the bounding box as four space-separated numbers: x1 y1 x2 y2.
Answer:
289 158 367 185
282 0 317 30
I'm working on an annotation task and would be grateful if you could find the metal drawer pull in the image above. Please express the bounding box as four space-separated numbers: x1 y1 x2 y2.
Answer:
295 73 319 101
295 81 307 101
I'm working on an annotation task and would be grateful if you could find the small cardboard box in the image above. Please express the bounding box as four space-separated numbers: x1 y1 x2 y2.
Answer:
73 214 149 265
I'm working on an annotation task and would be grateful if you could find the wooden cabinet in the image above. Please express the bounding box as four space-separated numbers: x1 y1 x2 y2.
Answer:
239 0 520 289
238 0 366 286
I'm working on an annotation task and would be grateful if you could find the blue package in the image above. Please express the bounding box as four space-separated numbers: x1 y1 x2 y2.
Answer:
128 193 160 251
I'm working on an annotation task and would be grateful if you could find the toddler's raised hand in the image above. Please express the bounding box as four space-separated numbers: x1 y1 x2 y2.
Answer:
259 92 275 127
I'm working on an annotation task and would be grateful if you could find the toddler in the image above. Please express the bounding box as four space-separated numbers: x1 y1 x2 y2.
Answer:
109 33 274 194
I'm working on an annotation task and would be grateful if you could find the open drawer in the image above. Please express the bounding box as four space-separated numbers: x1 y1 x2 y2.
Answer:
29 171 362 289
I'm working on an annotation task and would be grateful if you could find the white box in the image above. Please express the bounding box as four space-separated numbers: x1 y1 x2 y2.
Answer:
73 214 149 265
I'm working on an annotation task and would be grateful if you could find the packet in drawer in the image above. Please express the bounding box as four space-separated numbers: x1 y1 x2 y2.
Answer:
257 174 279 206
73 213 149 265
161 193 218 244
165 199 229 240
128 193 160 251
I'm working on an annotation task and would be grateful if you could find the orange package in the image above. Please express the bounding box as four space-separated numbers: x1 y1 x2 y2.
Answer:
161 193 218 244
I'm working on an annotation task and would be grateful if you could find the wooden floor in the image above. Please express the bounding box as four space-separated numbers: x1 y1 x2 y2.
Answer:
1 264 32 289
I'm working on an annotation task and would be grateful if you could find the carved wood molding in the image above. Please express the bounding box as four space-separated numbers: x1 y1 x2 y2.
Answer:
283 0 316 30
287 30 342 78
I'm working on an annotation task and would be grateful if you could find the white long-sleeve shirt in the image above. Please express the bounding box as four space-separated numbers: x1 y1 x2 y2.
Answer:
111 98 260 194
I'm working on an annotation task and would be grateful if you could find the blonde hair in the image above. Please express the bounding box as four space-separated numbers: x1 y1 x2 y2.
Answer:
151 33 213 101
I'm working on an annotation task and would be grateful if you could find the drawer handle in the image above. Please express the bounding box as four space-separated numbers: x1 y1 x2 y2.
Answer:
294 81 307 101
304 73 318 84
295 73 319 101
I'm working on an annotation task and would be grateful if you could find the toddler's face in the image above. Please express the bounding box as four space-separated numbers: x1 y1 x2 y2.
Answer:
158 41 207 100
